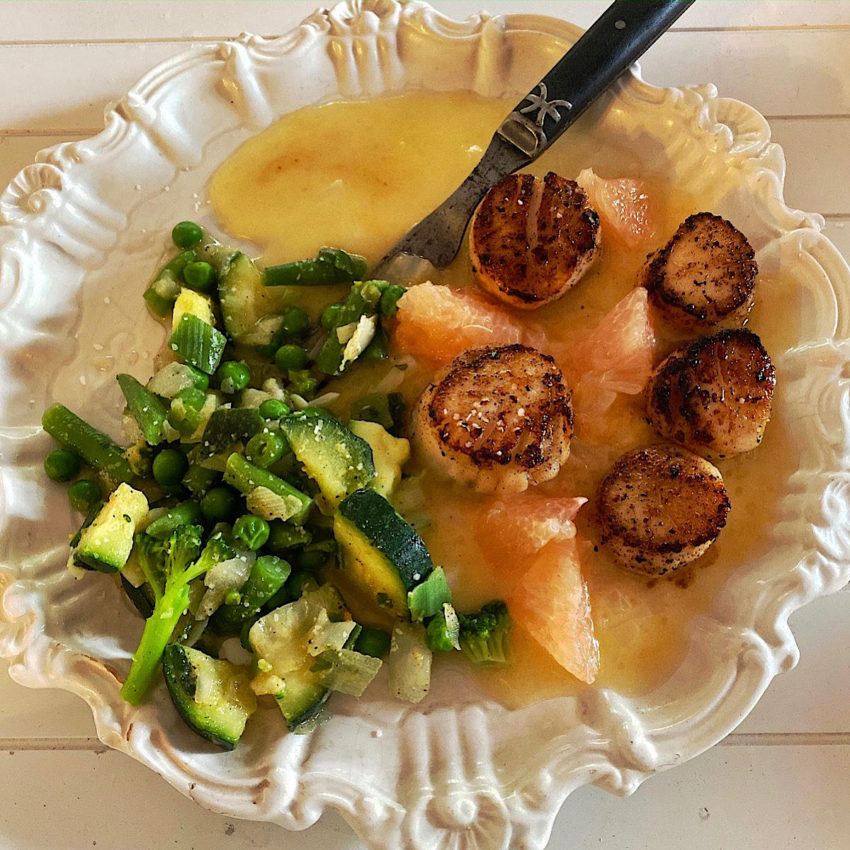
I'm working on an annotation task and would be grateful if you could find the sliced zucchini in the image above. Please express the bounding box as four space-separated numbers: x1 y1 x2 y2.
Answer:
218 252 289 346
73 483 149 573
198 407 263 457
249 585 360 731
171 288 216 334
333 488 433 617
162 643 256 750
349 420 410 498
280 410 375 511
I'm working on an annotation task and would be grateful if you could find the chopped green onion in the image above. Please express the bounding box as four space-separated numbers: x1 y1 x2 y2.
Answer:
408 567 453 622
169 314 227 375
117 373 168 446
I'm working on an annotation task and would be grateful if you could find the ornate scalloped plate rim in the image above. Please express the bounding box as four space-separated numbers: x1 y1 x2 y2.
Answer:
1 3 850 849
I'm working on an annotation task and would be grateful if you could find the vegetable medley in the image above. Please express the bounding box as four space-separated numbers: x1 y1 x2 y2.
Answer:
41 222 509 750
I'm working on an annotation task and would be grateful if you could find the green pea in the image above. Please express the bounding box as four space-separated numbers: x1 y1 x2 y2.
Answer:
44 448 81 482
426 613 457 653
152 448 188 487
68 479 101 513
258 398 291 420
287 369 318 399
200 486 239 523
171 221 203 249
177 386 207 409
275 344 308 372
245 431 289 468
233 514 270 550
186 366 210 392
182 261 216 293
216 361 251 394
354 627 391 659
281 307 310 338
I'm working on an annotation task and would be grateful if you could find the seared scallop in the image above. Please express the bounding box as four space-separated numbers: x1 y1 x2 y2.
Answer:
469 172 600 310
598 445 730 575
641 212 757 328
413 344 573 493
646 329 775 458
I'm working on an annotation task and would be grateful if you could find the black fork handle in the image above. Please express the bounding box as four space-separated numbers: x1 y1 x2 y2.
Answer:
497 0 695 160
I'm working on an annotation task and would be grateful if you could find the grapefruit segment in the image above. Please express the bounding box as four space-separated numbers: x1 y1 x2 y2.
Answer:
553 288 656 437
478 494 587 569
391 281 526 366
576 168 656 248
508 539 599 684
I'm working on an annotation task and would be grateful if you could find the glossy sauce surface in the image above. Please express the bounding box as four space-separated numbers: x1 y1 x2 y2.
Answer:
211 92 798 707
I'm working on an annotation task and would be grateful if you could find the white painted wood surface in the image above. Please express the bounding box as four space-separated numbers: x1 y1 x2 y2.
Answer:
1 2 848 848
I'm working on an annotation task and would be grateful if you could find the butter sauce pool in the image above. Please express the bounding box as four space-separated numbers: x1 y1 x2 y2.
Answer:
210 91 798 707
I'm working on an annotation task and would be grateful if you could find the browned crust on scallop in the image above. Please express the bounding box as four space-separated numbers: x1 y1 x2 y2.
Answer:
470 172 600 310
646 329 775 458
598 444 730 576
415 344 573 492
642 212 757 328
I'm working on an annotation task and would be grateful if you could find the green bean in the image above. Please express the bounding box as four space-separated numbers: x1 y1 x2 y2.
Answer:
42 404 133 486
145 500 203 540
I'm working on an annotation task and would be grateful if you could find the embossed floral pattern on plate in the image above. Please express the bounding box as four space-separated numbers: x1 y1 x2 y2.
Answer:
1 3 849 849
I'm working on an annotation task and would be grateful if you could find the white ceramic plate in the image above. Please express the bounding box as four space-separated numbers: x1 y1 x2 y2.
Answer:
2 3 850 848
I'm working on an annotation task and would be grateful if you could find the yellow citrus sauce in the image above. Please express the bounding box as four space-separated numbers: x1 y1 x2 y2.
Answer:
210 91 799 707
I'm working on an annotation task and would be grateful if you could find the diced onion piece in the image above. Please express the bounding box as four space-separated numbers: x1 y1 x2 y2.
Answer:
388 622 432 704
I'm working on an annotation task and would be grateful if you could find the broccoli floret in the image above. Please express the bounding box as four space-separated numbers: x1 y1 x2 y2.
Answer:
134 532 168 601
457 600 511 666
121 526 234 705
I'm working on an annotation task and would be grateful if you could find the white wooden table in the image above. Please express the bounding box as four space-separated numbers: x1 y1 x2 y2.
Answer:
1 2 849 848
